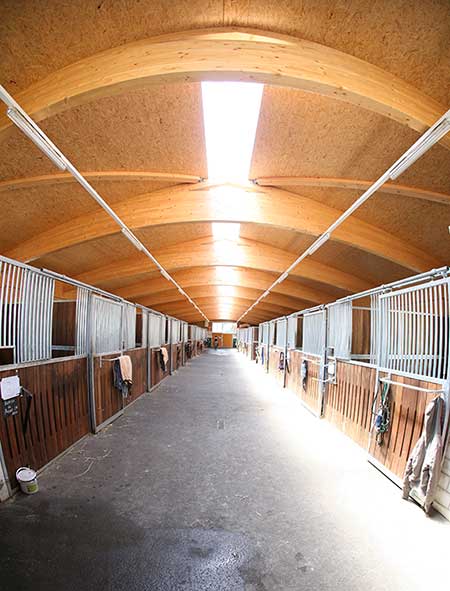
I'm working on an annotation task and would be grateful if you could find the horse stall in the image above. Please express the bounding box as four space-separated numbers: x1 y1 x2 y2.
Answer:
0 257 186 498
239 269 450 519
149 313 170 387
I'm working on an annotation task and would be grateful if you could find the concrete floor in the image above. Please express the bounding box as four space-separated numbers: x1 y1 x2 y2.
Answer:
1 349 449 590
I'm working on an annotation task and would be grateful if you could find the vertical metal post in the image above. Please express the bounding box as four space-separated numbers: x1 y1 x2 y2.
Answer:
319 308 329 417
283 316 288 388
86 292 97 433
168 317 173 375
145 311 151 392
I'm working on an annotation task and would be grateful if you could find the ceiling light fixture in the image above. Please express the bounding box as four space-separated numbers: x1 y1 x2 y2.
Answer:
7 108 67 171
389 115 450 180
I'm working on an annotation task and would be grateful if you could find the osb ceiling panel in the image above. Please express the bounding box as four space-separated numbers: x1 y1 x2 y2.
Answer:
0 179 180 252
1 1 450 104
136 222 212 250
308 242 414 287
240 224 314 254
0 85 207 180
241 222 415 288
101 272 161 294
32 222 213 278
284 275 348 301
282 186 450 263
251 87 450 195
34 233 139 278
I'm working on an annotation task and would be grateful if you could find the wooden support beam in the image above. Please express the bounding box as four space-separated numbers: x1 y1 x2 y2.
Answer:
1 28 448 150
0 171 201 193
157 296 292 316
72 236 372 294
7 182 439 273
254 177 450 206
140 285 309 310
113 266 335 305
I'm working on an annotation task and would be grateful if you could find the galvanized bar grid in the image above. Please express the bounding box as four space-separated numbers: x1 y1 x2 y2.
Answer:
378 277 450 380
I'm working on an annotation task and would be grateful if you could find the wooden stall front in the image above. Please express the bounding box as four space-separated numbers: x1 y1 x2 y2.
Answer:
324 360 377 449
171 343 183 371
0 356 90 486
284 351 323 416
93 352 124 428
93 346 149 429
124 347 148 405
150 345 170 387
368 373 442 483
268 346 285 387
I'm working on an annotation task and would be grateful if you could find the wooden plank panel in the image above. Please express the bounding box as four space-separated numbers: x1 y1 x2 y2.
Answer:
93 353 123 426
368 373 440 480
150 345 170 387
324 360 377 448
0 357 89 485
124 347 148 405
268 347 284 388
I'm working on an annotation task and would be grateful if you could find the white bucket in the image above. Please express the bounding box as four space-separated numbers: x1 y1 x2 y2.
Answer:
16 467 39 495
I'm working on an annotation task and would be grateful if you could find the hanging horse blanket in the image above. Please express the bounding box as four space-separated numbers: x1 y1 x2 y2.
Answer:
402 395 444 513
159 347 169 371
113 355 133 398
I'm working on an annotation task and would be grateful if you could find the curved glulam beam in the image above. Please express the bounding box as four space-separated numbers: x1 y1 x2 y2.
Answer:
254 177 450 206
0 28 448 148
2 171 448 207
7 183 439 272
140 285 308 310
182 309 268 323
157 296 293 316
73 236 371 293
0 171 201 193
114 266 334 304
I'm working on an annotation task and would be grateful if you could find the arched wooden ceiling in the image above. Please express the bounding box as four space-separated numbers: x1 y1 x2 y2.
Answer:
1 2 449 323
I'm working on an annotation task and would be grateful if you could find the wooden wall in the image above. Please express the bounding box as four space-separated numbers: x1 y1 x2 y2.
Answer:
93 352 123 427
124 347 148 405
0 357 89 486
368 373 441 481
324 360 376 448
212 333 234 348
93 347 149 428
150 345 170 387
351 307 371 357
268 346 285 387
52 301 76 358
171 343 183 372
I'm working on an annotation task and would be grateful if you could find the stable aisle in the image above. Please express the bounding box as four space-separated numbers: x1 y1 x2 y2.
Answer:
0 349 448 591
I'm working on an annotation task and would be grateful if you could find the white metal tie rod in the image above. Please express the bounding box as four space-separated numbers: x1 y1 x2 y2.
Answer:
0 85 209 322
240 108 450 322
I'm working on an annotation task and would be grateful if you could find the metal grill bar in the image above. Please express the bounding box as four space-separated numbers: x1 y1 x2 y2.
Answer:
379 277 450 380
